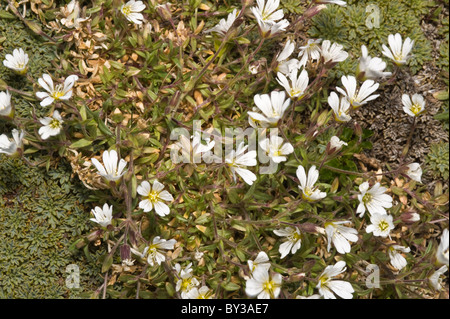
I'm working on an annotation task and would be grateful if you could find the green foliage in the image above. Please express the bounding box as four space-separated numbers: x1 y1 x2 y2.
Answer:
425 142 449 181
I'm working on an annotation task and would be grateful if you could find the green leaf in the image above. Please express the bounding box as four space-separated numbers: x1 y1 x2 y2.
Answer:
70 138 94 149
101 253 114 273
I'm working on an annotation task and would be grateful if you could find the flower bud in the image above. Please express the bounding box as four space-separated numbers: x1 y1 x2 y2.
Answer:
120 244 131 261
400 211 420 224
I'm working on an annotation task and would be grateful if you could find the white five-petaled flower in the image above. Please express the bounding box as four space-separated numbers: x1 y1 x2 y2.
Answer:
259 135 294 163
429 265 448 291
171 131 215 164
296 165 326 202
336 75 379 108
36 74 78 107
388 245 410 271
91 149 128 182
356 182 393 217
358 45 392 80
273 226 302 259
225 142 257 185
297 39 322 67
174 263 200 298
131 236 176 267
90 203 113 227
276 40 299 74
248 251 271 275
185 286 214 299
38 110 64 140
328 136 348 153
245 269 282 299
137 180 173 216
0 90 13 118
366 213 395 238
405 163 422 183
250 0 284 23
436 228 449 266
325 221 358 254
276 68 309 100
381 33 414 66
0 129 24 156
248 91 291 128
205 8 239 36
120 0 146 25
316 261 354 299
328 91 352 122
320 40 348 65
3 48 29 74
402 93 426 117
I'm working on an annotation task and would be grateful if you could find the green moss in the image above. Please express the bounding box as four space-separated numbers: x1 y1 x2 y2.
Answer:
425 142 449 181
308 0 433 75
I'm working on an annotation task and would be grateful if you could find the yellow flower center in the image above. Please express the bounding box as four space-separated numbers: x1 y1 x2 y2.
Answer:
51 85 65 100
410 103 422 116
49 118 62 129
378 220 390 232
148 191 159 203
362 193 372 204
122 5 132 16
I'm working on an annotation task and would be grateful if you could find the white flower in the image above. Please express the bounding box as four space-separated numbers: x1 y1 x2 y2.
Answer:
276 68 309 100
381 33 414 66
366 213 395 238
248 251 271 275
131 236 176 267
174 263 200 298
402 93 426 117
3 48 29 74
0 90 13 117
356 182 393 217
429 265 448 291
316 0 347 6
296 165 326 202
0 129 24 156
255 18 289 37
273 226 302 258
245 269 282 299
388 245 410 271
38 110 64 140
60 0 88 28
328 91 351 122
91 149 128 182
120 0 146 25
250 0 284 22
205 8 239 36
36 74 78 107
336 75 379 108
276 40 299 74
325 221 358 254
171 131 215 164
248 91 291 128
436 228 449 266
259 135 294 163
185 286 214 299
316 261 354 299
405 163 422 183
320 40 348 64
358 45 392 80
225 142 257 185
297 39 322 67
329 136 348 152
137 180 173 216
90 203 113 227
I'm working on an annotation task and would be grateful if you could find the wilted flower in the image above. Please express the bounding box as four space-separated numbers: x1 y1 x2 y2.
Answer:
316 261 354 299
225 142 257 185
276 68 309 100
356 182 393 217
328 91 352 122
436 228 449 266
296 165 327 202
320 40 348 65
0 90 13 118
248 251 271 275
137 180 173 216
90 203 113 227
402 93 426 117
120 0 146 25
245 269 282 299
336 75 379 108
328 136 348 153
59 0 88 28
36 74 78 107
325 221 358 254
429 265 448 291
297 39 322 67
404 163 422 183
366 213 395 238
248 91 291 128
174 263 200 298
381 33 414 66
273 226 302 259
388 245 410 271
131 236 177 267
0 129 24 156
3 48 29 74
205 8 239 36
38 110 64 140
91 149 128 182
358 45 392 80
259 135 294 163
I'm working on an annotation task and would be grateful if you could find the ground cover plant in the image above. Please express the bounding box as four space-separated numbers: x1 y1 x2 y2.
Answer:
0 0 448 299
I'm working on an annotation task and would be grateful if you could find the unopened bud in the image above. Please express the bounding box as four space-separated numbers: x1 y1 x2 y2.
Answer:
300 222 325 234
120 244 131 261
400 211 421 224
156 3 172 21
354 121 363 137
303 5 327 19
